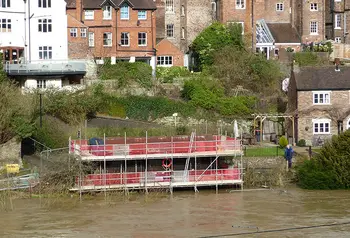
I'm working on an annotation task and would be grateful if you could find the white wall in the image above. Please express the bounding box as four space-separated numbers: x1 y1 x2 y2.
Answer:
0 0 68 62
0 3 26 50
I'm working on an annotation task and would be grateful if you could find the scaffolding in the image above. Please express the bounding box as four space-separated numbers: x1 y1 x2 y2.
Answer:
69 132 244 194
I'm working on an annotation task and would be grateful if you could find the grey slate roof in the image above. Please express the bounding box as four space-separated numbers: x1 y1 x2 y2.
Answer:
266 23 301 43
66 0 156 10
294 66 350 91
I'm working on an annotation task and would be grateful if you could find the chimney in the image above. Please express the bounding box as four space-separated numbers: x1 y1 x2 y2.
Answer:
335 58 340 72
76 0 83 22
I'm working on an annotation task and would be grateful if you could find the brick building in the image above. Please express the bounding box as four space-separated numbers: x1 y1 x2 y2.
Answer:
218 0 325 56
325 0 350 44
66 0 157 68
288 64 350 146
155 0 217 67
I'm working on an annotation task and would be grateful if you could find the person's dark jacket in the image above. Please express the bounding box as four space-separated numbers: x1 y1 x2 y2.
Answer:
284 147 293 161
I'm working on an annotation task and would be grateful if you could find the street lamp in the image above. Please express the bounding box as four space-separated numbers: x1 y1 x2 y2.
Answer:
172 113 178 128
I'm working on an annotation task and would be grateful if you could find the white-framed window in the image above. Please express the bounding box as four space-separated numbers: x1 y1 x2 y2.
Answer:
276 3 284 11
181 5 185 16
310 3 318 11
80 28 87 38
166 0 174 13
138 32 147 46
138 10 147 20
38 0 51 8
335 14 341 29
70 28 77 37
38 19 52 33
84 10 94 20
103 5 112 20
157 56 173 67
38 46 52 60
120 32 129 46
310 21 318 34
335 0 341 2
120 3 129 20
88 32 94 47
103 32 112 46
313 119 331 134
181 27 185 39
236 0 245 9
313 91 331 105
166 24 174 37
0 0 10 8
37 80 46 89
0 19 11 32
335 37 342 43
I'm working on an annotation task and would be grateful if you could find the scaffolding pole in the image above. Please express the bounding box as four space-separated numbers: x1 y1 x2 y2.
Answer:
124 132 128 196
145 131 148 194
195 155 219 182
194 130 198 193
104 133 106 198
169 136 174 194
216 135 218 194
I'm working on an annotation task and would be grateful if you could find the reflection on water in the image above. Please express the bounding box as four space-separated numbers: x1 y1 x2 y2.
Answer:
1 187 350 238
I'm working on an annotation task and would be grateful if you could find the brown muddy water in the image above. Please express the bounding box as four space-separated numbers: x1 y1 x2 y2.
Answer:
0 187 350 238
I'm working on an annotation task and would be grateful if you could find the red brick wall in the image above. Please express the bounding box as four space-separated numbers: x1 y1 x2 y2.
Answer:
82 7 156 59
67 9 90 59
156 39 184 66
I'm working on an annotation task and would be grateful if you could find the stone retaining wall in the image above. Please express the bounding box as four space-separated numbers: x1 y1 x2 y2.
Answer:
0 138 21 166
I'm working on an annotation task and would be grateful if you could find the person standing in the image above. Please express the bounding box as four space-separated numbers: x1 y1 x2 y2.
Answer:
284 144 294 170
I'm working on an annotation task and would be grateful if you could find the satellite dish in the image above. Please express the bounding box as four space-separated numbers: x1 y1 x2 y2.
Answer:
282 78 290 92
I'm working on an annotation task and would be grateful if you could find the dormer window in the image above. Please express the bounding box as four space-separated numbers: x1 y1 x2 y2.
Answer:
103 5 112 20
120 4 129 20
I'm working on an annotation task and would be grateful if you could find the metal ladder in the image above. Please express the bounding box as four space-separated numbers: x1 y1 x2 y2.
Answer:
183 131 196 181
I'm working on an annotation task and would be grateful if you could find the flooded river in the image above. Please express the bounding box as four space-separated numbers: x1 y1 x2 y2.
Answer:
1 187 350 238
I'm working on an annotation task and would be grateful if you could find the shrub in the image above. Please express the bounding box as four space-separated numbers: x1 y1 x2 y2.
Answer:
294 52 322 66
296 130 350 189
297 139 306 147
98 61 153 88
157 66 191 83
176 126 188 135
279 136 288 148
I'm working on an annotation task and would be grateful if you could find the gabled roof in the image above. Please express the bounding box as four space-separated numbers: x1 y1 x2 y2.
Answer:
65 0 156 10
293 66 350 91
266 23 301 44
67 14 88 27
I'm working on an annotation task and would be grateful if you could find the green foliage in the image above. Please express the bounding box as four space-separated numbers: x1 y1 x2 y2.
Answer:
181 77 257 117
297 130 350 189
98 61 153 88
279 136 288 148
176 126 188 135
191 22 244 67
297 139 306 147
0 53 7 83
211 45 284 95
302 41 333 53
32 116 70 149
43 88 104 125
115 95 197 121
294 52 323 66
157 66 191 83
0 81 36 144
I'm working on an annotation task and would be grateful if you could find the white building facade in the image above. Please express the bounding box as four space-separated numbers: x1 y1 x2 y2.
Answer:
1 0 85 91
0 0 68 62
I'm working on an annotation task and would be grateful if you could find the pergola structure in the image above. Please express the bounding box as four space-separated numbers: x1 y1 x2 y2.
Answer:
252 114 296 145
0 46 24 64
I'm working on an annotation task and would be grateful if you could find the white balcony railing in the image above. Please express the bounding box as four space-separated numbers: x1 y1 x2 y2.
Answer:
4 60 86 75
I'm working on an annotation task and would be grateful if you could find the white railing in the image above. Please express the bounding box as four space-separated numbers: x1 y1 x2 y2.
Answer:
3 60 86 74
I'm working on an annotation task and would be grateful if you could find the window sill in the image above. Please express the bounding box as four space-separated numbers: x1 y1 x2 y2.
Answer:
310 33 319 35
103 18 112 20
313 103 331 105
120 45 130 47
310 10 318 12
313 132 331 135
334 27 342 30
103 45 112 47
235 7 246 10
138 18 147 21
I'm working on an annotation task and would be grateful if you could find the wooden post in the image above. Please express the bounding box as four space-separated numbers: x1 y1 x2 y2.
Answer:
292 116 295 146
